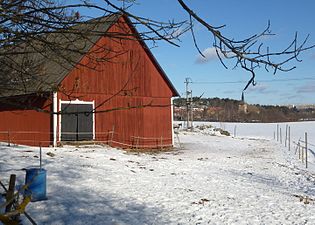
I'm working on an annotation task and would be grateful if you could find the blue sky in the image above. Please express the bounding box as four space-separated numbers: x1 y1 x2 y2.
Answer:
88 1 315 105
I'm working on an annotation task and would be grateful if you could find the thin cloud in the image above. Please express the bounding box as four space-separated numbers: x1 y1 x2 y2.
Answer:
195 47 235 64
296 83 315 93
195 47 222 64
223 90 238 94
284 94 300 99
246 84 272 94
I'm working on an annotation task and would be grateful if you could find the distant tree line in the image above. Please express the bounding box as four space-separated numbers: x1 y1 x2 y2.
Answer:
174 97 315 123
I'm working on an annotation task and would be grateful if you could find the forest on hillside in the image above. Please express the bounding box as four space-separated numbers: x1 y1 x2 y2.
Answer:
174 97 315 123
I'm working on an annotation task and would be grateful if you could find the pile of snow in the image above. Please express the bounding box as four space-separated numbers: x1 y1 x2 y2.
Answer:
180 124 230 137
1 122 315 224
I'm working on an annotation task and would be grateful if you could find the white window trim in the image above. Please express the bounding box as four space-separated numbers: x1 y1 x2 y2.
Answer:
58 99 95 141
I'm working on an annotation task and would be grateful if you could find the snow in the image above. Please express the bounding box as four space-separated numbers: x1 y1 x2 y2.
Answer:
188 121 315 141
1 122 315 224
190 121 315 169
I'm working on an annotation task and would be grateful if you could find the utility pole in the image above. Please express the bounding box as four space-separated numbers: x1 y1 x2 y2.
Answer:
185 78 193 129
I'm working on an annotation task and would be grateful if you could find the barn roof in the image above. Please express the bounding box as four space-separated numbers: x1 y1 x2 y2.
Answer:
0 14 179 97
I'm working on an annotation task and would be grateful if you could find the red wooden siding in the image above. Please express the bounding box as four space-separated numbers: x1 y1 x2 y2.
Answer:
0 15 176 148
0 96 52 146
58 16 174 148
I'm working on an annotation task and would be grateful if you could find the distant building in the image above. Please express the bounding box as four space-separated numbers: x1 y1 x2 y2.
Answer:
239 103 248 114
238 103 260 114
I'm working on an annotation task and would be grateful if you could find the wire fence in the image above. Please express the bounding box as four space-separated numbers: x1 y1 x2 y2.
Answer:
274 124 315 169
0 130 173 150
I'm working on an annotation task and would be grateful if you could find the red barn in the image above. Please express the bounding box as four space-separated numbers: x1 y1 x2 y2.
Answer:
0 14 179 148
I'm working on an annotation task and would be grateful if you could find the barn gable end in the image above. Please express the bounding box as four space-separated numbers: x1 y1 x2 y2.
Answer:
56 15 178 148
59 15 178 99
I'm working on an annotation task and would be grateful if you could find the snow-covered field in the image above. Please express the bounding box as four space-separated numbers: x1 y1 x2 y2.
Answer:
208 121 315 142
1 122 315 224
190 121 315 170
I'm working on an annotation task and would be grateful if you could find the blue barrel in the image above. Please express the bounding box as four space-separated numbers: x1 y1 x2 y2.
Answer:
25 168 47 202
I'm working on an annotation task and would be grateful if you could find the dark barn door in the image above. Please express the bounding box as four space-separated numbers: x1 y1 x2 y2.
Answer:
61 103 93 141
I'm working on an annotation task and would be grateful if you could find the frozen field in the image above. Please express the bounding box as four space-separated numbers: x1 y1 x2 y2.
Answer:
1 122 315 224
197 121 315 142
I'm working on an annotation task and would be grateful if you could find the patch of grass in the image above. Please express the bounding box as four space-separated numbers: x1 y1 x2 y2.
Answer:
126 147 175 154
214 128 230 136
196 125 213 130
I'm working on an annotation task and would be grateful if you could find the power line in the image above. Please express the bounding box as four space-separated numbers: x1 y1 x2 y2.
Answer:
191 77 315 84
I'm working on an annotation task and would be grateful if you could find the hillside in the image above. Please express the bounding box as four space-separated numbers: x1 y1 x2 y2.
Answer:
174 97 315 123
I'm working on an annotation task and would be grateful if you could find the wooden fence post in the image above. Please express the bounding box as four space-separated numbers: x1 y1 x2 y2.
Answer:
277 124 279 141
136 137 140 150
298 142 301 159
110 131 114 146
160 136 163 150
273 131 275 140
176 132 182 149
7 130 10 147
288 126 291 151
234 125 237 138
39 143 42 169
305 132 308 168
285 125 288 147
301 142 304 163
280 128 282 144
5 174 16 213
109 125 115 146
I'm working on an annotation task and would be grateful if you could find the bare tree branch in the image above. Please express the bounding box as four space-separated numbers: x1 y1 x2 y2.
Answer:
1 0 314 110
177 0 315 93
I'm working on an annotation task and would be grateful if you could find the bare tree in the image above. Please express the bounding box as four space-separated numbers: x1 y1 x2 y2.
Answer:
0 0 314 107
0 0 187 109
176 0 314 94
102 0 315 93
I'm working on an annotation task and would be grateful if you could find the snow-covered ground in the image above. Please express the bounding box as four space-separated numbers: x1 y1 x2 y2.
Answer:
189 121 315 170
1 122 315 224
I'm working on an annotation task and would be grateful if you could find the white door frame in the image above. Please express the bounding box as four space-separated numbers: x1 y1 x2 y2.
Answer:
53 92 58 147
59 99 95 141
